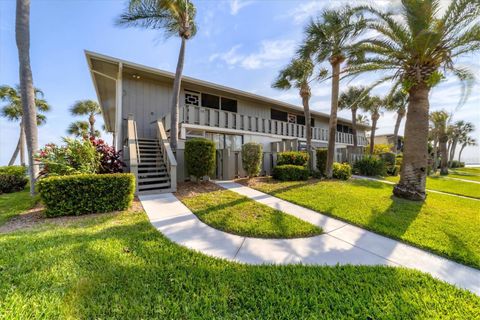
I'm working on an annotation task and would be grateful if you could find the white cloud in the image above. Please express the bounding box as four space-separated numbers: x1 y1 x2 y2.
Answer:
209 40 296 70
229 0 254 15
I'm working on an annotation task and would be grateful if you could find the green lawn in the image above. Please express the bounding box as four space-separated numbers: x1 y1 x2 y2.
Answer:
448 168 480 182
249 178 480 269
454 167 480 174
384 175 480 199
0 188 37 226
180 189 322 238
0 208 478 318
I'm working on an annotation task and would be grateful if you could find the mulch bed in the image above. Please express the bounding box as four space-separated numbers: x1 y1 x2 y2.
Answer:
174 181 224 200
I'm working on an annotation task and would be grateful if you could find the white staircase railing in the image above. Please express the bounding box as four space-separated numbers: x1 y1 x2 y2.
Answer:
156 120 177 192
127 114 139 193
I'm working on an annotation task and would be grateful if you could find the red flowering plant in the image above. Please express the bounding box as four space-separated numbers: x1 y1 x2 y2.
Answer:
89 137 125 174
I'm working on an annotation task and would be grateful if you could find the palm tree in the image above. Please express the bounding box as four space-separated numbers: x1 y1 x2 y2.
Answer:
448 120 475 163
458 136 476 162
117 0 197 150
339 86 369 149
67 121 90 138
0 85 49 166
430 110 450 175
356 114 370 126
384 90 408 153
70 100 101 137
301 6 366 178
16 0 39 195
272 57 328 169
347 0 480 200
362 95 384 155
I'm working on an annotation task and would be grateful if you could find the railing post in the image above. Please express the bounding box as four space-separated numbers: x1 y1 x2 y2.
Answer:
127 114 139 193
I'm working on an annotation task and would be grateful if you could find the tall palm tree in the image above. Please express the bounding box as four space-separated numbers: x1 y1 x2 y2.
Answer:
356 114 370 126
348 0 480 200
458 136 476 162
384 90 408 153
70 100 101 137
272 57 328 169
429 110 450 175
67 121 90 138
362 95 384 155
301 6 366 178
339 86 369 148
0 85 49 166
448 120 475 162
117 0 197 150
16 0 38 195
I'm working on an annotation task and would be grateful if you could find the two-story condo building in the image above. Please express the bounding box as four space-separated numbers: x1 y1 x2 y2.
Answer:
86 51 369 194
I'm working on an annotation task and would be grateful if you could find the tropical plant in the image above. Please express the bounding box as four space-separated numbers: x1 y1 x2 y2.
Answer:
429 110 450 174
300 5 366 178
339 86 369 148
362 94 384 155
384 89 408 153
356 114 369 126
353 155 386 176
0 85 49 166
89 137 125 174
347 0 480 200
69 100 101 137
332 162 352 180
273 57 327 168
458 136 476 162
447 120 475 163
117 0 197 150
67 120 90 138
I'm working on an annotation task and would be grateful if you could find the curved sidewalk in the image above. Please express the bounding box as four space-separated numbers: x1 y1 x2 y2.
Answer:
140 182 480 296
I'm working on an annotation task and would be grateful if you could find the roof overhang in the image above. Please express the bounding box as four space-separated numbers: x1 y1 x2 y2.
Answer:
85 50 370 130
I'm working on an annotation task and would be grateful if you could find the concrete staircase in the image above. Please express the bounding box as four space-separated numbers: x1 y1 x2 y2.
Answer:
137 138 171 194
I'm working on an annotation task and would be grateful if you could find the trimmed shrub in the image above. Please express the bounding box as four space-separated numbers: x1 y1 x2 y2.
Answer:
353 156 386 176
332 162 352 180
277 151 309 166
316 148 328 175
37 173 135 217
0 166 28 194
185 138 216 181
272 165 309 181
242 142 263 177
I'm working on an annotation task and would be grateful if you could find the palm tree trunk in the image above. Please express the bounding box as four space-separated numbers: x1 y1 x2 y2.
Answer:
449 140 457 163
170 37 186 151
8 128 22 166
439 137 448 175
392 110 404 153
351 108 358 148
393 83 430 201
369 116 378 155
301 91 312 170
16 0 38 195
326 61 341 178
89 112 96 137
458 145 465 162
432 137 438 174
20 123 26 166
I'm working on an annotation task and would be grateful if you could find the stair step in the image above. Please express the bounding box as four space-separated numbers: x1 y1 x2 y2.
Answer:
139 176 169 183
138 170 167 176
138 141 158 145
138 138 158 141
138 182 171 191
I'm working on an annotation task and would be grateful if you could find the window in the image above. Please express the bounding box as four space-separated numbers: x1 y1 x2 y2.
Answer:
221 97 237 112
297 115 315 127
201 93 220 109
336 124 352 133
271 109 288 122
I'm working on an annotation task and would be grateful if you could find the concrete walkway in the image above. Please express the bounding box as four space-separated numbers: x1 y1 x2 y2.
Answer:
140 183 480 296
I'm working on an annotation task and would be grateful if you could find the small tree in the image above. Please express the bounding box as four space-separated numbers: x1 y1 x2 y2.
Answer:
242 142 263 178
185 138 215 182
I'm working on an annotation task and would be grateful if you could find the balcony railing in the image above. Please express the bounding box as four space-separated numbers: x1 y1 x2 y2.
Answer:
164 105 367 146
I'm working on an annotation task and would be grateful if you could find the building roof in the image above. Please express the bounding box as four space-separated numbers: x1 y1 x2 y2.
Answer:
85 50 370 131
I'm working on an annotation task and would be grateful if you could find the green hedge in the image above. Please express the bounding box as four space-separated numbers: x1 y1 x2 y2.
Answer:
332 162 352 180
37 173 135 217
185 138 216 180
277 151 309 166
272 165 309 181
0 166 28 194
353 156 386 176
242 142 263 177
316 149 328 175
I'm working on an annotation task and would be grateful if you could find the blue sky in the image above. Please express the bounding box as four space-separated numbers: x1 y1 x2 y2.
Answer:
1 0 479 165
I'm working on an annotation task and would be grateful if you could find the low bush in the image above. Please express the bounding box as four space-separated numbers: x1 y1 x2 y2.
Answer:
37 173 135 217
316 148 328 175
366 143 392 155
353 156 386 176
332 162 352 180
242 143 263 177
277 151 309 166
0 166 28 194
90 137 125 174
450 160 465 168
380 152 398 176
272 165 309 181
185 138 216 181
36 138 100 177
